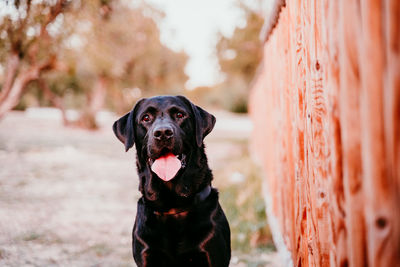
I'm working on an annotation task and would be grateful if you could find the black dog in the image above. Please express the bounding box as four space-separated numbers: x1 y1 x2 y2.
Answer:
113 96 231 267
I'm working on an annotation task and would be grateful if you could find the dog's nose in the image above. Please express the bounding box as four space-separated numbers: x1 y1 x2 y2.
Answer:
153 126 174 140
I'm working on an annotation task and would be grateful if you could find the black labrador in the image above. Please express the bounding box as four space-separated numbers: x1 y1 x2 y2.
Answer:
113 95 231 267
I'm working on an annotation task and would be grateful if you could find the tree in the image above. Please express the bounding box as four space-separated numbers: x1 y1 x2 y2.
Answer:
0 0 70 118
62 1 188 128
215 6 264 113
0 0 189 129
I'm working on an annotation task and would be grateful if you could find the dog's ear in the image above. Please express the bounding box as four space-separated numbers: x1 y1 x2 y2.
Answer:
113 111 135 152
177 95 216 147
113 99 144 152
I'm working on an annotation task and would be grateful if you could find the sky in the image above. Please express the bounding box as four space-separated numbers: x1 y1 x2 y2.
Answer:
144 0 255 89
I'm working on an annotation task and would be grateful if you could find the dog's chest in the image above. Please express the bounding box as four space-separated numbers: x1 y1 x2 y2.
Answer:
152 211 191 235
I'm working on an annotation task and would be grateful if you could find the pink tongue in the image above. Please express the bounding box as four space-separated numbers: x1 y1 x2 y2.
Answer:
151 153 182 181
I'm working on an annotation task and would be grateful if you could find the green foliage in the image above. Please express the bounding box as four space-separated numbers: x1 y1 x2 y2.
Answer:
0 0 71 64
59 1 189 112
0 0 189 116
213 141 274 253
214 6 264 113
217 10 263 83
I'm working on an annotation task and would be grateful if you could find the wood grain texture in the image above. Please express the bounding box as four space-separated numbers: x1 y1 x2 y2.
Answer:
250 0 400 266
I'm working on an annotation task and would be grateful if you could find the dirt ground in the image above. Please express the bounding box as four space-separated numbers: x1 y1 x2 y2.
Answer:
0 109 281 267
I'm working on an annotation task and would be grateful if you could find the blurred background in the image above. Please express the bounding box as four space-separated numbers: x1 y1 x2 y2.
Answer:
2 1 399 266
0 0 268 123
0 0 279 266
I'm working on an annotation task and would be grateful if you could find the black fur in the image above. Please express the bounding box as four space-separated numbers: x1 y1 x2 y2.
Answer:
113 95 231 267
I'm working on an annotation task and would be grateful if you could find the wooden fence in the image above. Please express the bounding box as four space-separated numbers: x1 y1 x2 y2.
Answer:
249 0 400 266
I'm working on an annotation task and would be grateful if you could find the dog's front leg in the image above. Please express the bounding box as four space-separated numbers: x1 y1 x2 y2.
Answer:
132 198 174 267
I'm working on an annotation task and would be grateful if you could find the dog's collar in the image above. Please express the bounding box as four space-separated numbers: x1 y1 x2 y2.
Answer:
153 185 212 216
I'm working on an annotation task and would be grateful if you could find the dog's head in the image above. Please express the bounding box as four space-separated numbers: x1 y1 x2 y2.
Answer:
113 95 215 204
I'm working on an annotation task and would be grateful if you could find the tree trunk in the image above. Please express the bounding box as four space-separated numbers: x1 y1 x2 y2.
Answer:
0 59 55 119
77 74 108 129
0 67 40 119
0 53 20 104
37 78 70 125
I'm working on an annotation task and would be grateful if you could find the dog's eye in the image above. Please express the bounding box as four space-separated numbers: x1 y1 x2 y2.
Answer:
142 114 151 122
176 112 184 119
